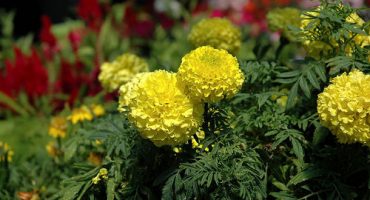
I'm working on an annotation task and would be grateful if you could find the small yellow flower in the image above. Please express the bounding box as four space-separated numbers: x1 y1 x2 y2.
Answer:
0 141 14 162
92 168 109 184
118 70 204 147
188 18 241 54
90 104 105 117
98 53 149 92
68 106 93 124
191 137 199 149
317 70 370 145
177 46 244 103
48 116 67 138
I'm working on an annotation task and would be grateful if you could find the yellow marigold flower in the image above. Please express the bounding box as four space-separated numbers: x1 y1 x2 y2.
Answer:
267 7 301 41
92 168 109 184
48 116 67 138
177 46 244 103
68 106 93 124
98 53 149 91
0 141 13 162
118 70 204 147
188 18 241 54
118 72 149 113
90 104 105 117
317 70 370 145
46 141 59 157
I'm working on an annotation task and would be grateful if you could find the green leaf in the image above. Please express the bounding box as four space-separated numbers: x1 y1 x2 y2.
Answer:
272 181 289 191
0 91 28 116
286 83 298 110
277 70 301 78
62 183 84 200
306 70 320 89
291 138 304 160
107 179 115 200
287 167 325 186
313 125 330 146
299 78 311 98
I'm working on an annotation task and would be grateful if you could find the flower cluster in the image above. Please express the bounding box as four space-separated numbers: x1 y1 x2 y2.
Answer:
68 104 105 124
188 18 241 54
177 46 244 103
118 46 244 147
317 70 370 145
98 53 149 92
119 70 204 147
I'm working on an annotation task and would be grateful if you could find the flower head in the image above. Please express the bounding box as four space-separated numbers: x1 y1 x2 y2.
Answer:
98 53 149 92
118 70 204 147
188 18 241 54
177 46 244 103
48 116 67 138
68 106 93 124
317 70 370 145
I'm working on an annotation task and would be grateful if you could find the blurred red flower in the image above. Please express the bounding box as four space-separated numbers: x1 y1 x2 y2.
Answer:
77 0 103 31
39 15 59 60
0 48 48 99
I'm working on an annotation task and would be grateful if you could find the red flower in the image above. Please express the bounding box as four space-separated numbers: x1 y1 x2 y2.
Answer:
39 15 59 60
68 29 84 53
122 5 155 38
77 0 103 31
0 47 48 99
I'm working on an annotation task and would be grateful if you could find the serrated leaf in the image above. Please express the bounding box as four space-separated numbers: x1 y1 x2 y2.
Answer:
287 167 325 186
286 83 298 110
306 70 320 89
62 183 84 200
299 78 311 98
291 138 304 161
277 70 301 78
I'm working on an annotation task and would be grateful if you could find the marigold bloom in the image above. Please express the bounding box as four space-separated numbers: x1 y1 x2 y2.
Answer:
188 18 241 54
177 46 244 103
118 73 149 112
68 106 93 124
118 70 204 147
317 70 370 145
88 152 102 166
48 116 67 138
98 53 149 92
